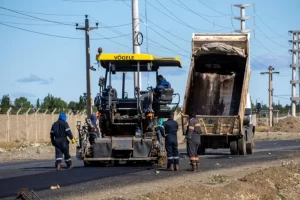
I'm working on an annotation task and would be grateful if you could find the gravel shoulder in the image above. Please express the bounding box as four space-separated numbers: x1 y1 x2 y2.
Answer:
61 156 300 200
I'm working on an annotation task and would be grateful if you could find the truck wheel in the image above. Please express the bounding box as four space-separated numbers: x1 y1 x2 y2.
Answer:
197 145 205 155
230 141 238 155
246 140 254 154
238 137 246 155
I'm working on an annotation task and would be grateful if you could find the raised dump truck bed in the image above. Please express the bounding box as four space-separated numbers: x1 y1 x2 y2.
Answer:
182 33 255 155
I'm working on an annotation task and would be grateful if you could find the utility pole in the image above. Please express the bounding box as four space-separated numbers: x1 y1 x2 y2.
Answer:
261 66 279 127
76 15 98 117
132 0 142 93
233 4 252 34
288 30 300 116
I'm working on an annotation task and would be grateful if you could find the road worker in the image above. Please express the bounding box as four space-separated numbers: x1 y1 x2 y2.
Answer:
50 112 76 170
162 112 179 171
147 75 171 112
154 75 171 94
186 112 200 171
88 114 100 144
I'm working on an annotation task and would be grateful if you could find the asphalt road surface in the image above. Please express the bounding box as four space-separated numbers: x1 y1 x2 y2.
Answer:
0 139 299 199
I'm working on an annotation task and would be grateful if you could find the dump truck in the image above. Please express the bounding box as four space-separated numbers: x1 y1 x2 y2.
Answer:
76 51 182 167
181 33 255 155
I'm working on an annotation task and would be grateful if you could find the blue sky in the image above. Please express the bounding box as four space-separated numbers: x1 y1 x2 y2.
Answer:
0 0 299 107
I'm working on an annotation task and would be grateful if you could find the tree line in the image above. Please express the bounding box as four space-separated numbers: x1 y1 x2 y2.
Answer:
3 93 292 115
0 93 91 114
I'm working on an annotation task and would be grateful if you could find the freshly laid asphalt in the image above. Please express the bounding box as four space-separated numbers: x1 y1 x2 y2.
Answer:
0 139 299 199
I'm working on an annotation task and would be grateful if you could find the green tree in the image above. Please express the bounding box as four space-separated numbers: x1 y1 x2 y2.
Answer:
0 94 11 108
68 101 78 111
41 94 67 112
77 93 87 111
14 97 33 109
36 98 40 108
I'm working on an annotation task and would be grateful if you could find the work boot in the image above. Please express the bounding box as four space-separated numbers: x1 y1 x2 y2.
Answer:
174 164 180 171
196 161 199 171
167 164 174 171
192 161 196 172
67 164 73 169
56 163 62 171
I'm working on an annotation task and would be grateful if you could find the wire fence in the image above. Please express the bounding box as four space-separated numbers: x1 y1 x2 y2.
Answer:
0 107 87 143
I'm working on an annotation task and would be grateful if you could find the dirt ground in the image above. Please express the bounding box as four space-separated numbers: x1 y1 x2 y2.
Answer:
61 157 300 200
133 161 300 200
271 117 300 133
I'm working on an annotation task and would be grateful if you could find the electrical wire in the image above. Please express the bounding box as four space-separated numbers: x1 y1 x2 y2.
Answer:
0 22 83 39
174 0 232 30
0 6 76 26
0 21 71 26
170 0 227 18
146 0 214 32
196 0 232 16
253 5 287 39
62 0 129 2
98 22 132 28
90 15 190 58
147 25 190 54
252 38 288 59
121 1 190 43
0 13 79 23
3 9 82 16
0 22 131 40
91 31 130 49
254 23 289 48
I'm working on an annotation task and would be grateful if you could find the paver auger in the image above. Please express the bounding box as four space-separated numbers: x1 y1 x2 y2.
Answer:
76 50 182 167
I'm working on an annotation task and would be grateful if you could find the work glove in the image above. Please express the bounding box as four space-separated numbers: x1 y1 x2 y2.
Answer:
71 138 76 144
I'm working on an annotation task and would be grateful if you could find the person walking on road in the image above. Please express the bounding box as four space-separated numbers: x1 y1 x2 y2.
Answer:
50 112 76 170
162 112 180 171
186 112 201 172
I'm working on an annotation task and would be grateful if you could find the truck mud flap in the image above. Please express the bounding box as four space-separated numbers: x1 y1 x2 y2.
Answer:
92 137 153 158
93 138 112 158
133 138 152 157
84 157 158 161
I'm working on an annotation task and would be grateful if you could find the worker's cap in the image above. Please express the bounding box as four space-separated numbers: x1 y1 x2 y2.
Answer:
59 112 67 121
157 75 164 79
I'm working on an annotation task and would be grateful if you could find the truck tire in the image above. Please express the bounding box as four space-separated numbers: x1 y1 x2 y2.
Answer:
246 140 254 154
230 141 238 155
197 145 205 155
238 137 246 155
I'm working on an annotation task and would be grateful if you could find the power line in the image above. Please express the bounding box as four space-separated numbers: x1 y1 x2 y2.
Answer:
0 22 131 40
121 1 190 43
147 25 190 54
62 0 129 2
0 22 83 39
0 13 79 23
196 0 232 16
174 0 232 29
146 0 213 32
171 0 227 18
253 38 288 58
3 9 82 16
91 31 130 48
90 15 190 58
0 21 71 26
0 6 76 26
253 6 287 39
98 22 132 28
254 24 289 48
